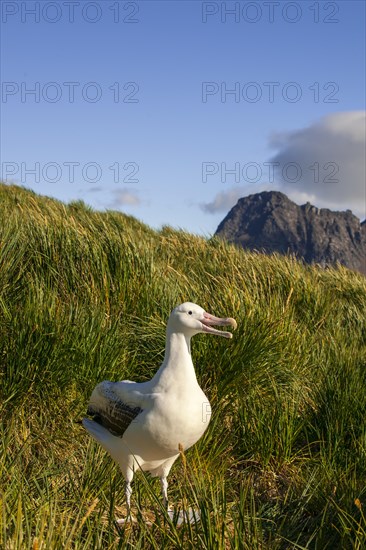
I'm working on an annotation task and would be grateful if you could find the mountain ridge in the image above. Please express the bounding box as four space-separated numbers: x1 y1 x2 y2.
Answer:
215 191 366 275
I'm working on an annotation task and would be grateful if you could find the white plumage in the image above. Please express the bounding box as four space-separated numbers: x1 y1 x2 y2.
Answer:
83 302 236 520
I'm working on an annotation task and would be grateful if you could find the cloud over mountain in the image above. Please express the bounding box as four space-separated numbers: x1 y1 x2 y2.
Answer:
269 111 365 218
201 112 366 220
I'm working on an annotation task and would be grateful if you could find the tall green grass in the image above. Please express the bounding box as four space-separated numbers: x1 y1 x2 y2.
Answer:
0 183 365 548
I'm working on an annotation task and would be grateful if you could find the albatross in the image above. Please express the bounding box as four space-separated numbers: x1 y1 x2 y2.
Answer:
82 302 237 521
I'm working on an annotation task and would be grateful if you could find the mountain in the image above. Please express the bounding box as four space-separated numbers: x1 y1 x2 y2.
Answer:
215 191 366 275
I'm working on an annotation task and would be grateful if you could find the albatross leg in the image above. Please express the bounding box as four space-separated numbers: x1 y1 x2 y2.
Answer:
160 476 169 508
126 480 132 512
160 476 181 522
160 476 177 522
116 476 137 525
159 474 200 526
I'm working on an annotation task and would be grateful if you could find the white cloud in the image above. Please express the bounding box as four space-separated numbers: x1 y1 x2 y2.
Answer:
110 188 141 207
201 187 245 214
269 111 366 218
86 186 103 193
201 183 274 214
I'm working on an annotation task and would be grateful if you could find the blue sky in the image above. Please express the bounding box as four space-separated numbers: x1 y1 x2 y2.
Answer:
1 0 365 234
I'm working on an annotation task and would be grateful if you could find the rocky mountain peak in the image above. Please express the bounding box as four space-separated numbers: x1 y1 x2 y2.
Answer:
215 191 366 275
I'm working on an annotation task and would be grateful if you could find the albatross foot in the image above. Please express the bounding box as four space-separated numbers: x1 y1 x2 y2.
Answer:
115 514 153 527
115 515 137 525
167 507 201 526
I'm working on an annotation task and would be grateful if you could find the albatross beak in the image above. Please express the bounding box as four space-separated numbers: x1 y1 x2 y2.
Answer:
201 312 237 339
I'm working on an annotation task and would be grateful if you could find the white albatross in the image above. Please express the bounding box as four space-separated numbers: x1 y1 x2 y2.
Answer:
82 302 237 522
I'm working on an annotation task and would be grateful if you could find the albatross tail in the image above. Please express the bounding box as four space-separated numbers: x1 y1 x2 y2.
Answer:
82 418 134 471
82 418 115 446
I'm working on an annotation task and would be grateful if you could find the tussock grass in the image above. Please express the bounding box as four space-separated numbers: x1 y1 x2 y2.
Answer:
0 183 365 548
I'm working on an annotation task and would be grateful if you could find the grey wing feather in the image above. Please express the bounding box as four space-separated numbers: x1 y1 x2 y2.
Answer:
87 385 142 437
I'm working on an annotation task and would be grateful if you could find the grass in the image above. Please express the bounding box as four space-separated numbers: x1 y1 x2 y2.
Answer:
0 182 365 549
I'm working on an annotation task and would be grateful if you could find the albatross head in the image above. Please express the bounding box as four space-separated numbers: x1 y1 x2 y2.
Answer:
168 302 237 339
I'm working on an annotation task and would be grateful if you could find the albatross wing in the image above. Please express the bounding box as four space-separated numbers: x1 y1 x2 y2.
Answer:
86 381 143 437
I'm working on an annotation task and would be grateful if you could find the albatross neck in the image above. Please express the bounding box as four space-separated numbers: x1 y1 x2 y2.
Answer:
151 330 198 390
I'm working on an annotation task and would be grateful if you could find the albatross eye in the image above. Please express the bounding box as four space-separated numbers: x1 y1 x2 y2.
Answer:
188 311 193 315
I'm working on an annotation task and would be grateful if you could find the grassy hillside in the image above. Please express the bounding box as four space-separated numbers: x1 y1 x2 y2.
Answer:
0 183 365 549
